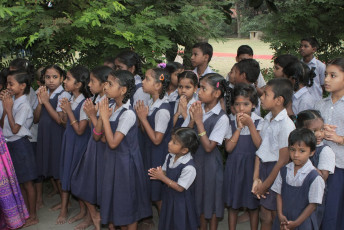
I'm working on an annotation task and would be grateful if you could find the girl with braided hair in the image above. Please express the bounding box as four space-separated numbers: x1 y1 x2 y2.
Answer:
135 68 172 213
114 50 150 106
186 73 231 230
283 60 316 117
94 70 152 230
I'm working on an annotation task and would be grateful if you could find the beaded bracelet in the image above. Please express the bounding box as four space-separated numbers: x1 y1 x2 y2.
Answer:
93 128 103 136
198 131 206 137
70 120 77 125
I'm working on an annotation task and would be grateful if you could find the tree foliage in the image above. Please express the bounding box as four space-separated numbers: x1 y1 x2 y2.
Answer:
0 0 231 69
260 0 344 61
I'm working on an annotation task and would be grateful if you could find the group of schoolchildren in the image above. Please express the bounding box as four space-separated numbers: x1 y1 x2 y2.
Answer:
0 37 343 230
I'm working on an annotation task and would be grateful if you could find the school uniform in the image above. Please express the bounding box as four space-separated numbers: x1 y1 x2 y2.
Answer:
167 89 179 117
315 95 344 230
192 102 229 219
256 109 295 210
36 85 70 179
28 88 39 157
4 94 37 183
193 66 214 80
131 74 150 106
100 101 152 226
71 95 106 205
292 87 316 115
141 96 172 201
271 160 325 229
159 153 198 230
60 94 90 191
174 97 196 128
224 113 263 209
301 57 326 100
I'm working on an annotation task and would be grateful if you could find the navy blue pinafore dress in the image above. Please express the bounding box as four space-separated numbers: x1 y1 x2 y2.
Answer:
224 119 259 209
36 91 65 179
259 160 277 210
142 102 172 202
272 167 319 230
71 118 106 205
159 155 199 230
60 99 91 191
100 107 152 226
194 111 226 219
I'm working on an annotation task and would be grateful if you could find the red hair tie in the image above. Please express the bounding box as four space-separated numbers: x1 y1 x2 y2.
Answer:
159 74 165 81
216 82 220 88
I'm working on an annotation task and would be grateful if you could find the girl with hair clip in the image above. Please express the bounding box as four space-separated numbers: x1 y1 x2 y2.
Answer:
94 70 151 230
283 61 316 117
173 71 198 128
34 65 70 210
186 73 231 230
224 83 262 230
114 50 150 106
1 71 38 227
71 66 113 229
135 68 172 213
163 62 184 116
56 66 91 227
148 127 200 230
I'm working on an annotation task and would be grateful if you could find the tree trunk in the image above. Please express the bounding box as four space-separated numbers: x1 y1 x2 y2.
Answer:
236 2 241 38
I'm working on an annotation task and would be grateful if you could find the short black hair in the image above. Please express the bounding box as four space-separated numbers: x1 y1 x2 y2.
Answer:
172 127 200 154
236 59 260 83
301 37 319 49
165 62 183 75
283 61 316 90
267 78 293 107
274 54 298 68
232 83 258 107
237 45 254 57
192 42 213 63
295 110 323 129
7 70 31 94
288 128 316 152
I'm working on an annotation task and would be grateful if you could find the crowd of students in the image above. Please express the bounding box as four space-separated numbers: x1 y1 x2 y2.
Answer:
0 38 343 230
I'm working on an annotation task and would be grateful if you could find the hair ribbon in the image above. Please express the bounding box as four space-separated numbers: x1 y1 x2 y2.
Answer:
216 82 220 88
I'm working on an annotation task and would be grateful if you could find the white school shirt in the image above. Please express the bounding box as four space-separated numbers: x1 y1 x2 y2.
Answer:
316 142 335 174
0 101 3 118
193 66 215 78
271 160 325 204
49 85 71 112
256 109 295 162
79 94 107 121
162 152 196 190
29 88 39 142
182 101 229 145
133 74 150 106
109 101 136 135
257 72 266 88
69 94 86 121
174 97 196 127
292 87 316 115
166 89 179 103
301 57 326 100
225 112 264 139
148 96 171 134
3 95 33 142
314 95 344 168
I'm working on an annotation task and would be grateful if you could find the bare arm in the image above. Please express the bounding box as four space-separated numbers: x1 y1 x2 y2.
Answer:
286 203 317 229
225 128 241 153
148 166 185 192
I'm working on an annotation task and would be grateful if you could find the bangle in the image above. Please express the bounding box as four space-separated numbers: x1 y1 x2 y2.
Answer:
70 120 77 125
168 180 173 187
93 128 103 136
230 139 237 143
198 131 206 137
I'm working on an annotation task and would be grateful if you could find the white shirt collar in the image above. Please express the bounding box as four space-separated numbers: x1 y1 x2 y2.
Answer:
202 101 222 115
286 159 314 174
49 84 64 97
293 87 309 99
149 96 169 110
169 152 193 165
13 94 27 105
71 94 85 103
264 109 288 122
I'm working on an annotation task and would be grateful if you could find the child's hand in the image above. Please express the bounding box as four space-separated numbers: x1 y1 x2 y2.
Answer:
285 220 297 229
59 98 71 113
148 166 165 181
83 98 97 118
278 214 289 230
191 101 203 124
253 181 269 199
38 86 49 104
0 89 9 101
99 98 112 121
251 178 261 195
135 100 148 121
324 124 343 144
178 95 188 117
2 93 13 113
239 113 253 127
236 113 244 129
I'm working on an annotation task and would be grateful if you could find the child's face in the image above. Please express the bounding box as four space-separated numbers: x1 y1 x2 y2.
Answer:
114 59 135 74
236 54 253 62
198 80 219 104
191 48 208 68
299 41 316 58
306 118 324 145
227 66 235 84
171 69 183 88
6 75 25 97
324 65 344 94
289 141 314 169
232 66 245 84
44 68 63 91
88 73 105 95
104 75 124 99
168 135 188 155
178 78 197 101
273 63 284 78
63 72 78 93
142 69 158 95
233 96 254 116
260 85 279 110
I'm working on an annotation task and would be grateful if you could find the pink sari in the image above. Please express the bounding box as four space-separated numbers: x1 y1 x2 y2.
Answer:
0 128 29 229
